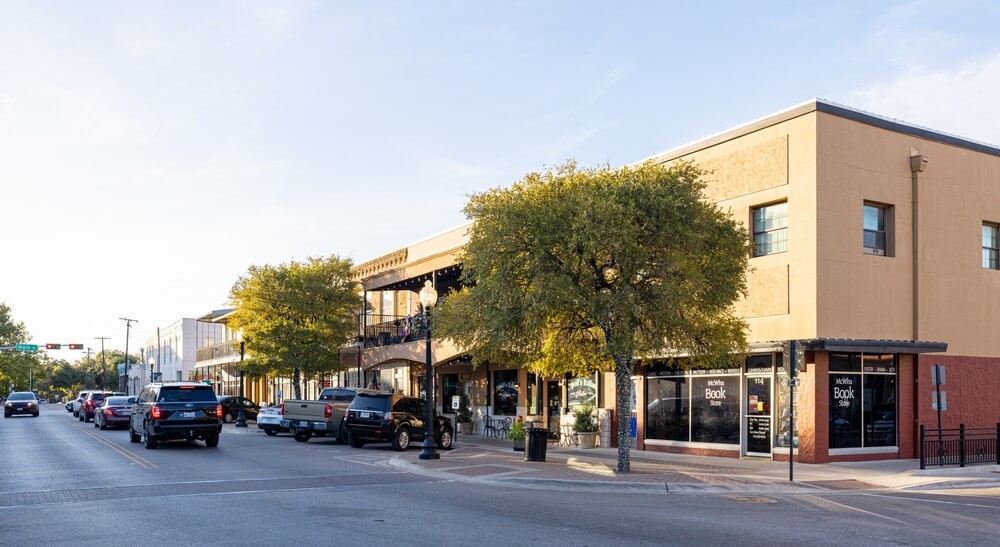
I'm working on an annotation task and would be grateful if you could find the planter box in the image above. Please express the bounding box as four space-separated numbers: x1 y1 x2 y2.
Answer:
458 422 474 435
512 438 525 451
576 431 598 449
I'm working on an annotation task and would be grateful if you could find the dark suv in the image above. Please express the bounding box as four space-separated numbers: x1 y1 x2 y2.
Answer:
129 382 223 449
342 391 453 451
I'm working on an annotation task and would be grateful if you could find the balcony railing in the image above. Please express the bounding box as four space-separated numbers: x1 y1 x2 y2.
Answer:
362 314 427 348
196 341 239 362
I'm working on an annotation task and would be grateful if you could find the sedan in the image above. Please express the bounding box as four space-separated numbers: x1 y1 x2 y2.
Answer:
256 405 289 436
94 396 135 430
217 396 260 423
4 391 39 418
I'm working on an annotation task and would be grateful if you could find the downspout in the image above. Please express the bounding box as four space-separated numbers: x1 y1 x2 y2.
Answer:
910 148 928 341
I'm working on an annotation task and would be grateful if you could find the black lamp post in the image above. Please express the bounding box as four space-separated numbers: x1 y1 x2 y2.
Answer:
236 341 247 428
417 280 440 461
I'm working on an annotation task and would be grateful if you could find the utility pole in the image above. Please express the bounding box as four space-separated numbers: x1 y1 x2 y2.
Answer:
94 337 110 390
119 318 137 395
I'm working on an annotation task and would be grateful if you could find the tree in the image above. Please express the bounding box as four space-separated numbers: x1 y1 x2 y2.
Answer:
228 256 359 400
0 302 43 393
434 161 750 472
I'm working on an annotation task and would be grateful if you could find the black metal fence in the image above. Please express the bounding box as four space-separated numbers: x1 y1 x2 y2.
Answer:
920 424 1000 469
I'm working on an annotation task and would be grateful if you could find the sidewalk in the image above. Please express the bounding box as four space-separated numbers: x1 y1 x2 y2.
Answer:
388 434 1000 494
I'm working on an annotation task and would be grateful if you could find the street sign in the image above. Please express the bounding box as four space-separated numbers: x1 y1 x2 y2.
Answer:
15 344 39 351
932 391 947 411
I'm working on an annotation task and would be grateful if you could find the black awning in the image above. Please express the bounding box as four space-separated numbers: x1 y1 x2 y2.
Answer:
799 338 948 354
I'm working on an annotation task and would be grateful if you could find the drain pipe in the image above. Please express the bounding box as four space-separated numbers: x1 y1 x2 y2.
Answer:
910 148 928 341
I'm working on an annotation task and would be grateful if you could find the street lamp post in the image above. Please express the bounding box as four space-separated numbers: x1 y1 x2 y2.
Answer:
417 280 440 461
236 341 247 427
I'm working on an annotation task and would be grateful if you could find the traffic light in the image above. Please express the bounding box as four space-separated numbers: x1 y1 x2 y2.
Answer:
68 343 84 350
45 343 62 350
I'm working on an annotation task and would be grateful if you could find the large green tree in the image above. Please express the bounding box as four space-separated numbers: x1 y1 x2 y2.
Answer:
435 161 750 472
228 256 359 400
0 302 43 393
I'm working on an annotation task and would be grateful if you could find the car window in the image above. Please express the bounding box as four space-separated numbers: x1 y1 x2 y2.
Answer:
350 393 390 412
105 396 130 406
319 389 356 402
8 392 33 401
159 387 216 402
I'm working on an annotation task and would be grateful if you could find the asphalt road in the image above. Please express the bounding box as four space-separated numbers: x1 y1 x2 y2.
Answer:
2 404 999 546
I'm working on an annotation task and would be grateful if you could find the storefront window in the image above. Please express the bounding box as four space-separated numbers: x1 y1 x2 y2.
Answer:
690 375 740 444
567 373 598 408
829 353 896 449
646 376 688 441
775 372 799 448
527 372 539 415
493 370 518 415
645 366 739 445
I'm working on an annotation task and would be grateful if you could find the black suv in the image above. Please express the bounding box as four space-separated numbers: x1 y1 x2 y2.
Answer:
343 391 453 451
129 382 223 449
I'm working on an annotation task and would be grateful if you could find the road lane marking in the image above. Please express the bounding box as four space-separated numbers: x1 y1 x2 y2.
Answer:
807 495 907 524
863 492 1000 510
67 415 158 469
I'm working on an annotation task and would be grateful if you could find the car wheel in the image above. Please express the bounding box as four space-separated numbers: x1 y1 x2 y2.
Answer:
264 429 278 436
392 427 411 451
348 434 365 448
293 430 311 443
94 419 99 428
3 413 9 418
143 423 158 449
335 427 348 445
33 412 39 417
98 419 107 430
204 433 220 448
436 428 453 450
78 412 84 422
223 412 234 424
129 425 141 443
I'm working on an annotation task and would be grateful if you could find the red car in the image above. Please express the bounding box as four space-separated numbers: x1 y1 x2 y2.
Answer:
80 391 115 423
94 395 134 430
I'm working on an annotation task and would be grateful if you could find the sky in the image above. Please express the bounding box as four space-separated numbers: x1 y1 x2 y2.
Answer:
2 1 1000 360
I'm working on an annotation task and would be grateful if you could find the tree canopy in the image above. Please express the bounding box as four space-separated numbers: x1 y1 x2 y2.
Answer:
227 255 359 399
0 302 43 393
434 160 750 472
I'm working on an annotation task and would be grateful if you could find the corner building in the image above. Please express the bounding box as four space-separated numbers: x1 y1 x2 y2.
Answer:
354 99 1000 464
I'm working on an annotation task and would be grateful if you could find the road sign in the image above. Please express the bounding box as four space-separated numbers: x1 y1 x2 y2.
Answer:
15 344 39 351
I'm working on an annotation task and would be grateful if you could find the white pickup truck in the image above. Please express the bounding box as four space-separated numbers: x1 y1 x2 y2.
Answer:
281 387 358 443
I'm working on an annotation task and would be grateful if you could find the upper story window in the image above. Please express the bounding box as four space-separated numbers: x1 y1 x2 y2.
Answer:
863 203 890 256
752 201 788 257
983 223 999 270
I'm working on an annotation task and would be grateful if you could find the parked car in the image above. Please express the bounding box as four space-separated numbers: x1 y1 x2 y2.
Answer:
72 390 92 417
129 382 223 449
282 387 357 443
342 391 453 451
217 396 260 423
80 391 114 422
256 405 288 436
65 400 74 412
4 391 40 418
94 396 135 430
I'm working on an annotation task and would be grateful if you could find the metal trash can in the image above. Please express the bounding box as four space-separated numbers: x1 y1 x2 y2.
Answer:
525 427 548 462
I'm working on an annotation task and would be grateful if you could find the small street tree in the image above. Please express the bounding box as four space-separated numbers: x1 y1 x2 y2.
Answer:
228 256 359 400
434 161 750 472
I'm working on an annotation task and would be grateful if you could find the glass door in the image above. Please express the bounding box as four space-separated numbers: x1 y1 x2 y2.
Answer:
745 376 772 455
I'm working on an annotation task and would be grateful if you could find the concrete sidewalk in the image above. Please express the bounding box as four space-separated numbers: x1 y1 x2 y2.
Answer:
388 435 1000 494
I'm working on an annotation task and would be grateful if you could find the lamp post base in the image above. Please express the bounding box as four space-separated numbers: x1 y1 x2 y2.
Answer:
235 411 248 428
418 438 440 460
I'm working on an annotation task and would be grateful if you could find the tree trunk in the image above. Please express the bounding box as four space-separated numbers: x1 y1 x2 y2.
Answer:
292 367 302 400
614 354 634 473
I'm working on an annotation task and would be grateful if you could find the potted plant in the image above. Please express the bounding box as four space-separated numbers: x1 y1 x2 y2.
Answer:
456 392 473 435
508 417 526 451
572 404 599 448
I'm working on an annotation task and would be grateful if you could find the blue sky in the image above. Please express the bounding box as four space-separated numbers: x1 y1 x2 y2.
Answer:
2 1 999 356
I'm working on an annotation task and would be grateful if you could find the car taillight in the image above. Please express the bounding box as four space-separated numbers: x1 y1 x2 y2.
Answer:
151 405 162 419
217 404 223 417
324 404 332 418
84 401 92 411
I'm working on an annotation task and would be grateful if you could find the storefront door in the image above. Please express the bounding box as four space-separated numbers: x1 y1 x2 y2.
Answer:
745 376 772 456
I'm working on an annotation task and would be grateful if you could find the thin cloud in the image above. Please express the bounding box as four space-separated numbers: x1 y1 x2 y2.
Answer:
846 50 1000 146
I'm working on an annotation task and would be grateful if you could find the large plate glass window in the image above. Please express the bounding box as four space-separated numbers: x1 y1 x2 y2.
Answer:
493 370 518 416
828 352 896 449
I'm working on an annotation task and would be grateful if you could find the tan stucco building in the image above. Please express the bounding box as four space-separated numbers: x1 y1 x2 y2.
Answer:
351 99 1000 464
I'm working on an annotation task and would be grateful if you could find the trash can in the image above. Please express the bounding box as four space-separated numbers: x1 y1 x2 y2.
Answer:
525 427 548 462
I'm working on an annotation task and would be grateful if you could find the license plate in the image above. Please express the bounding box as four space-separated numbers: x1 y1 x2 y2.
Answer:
360 412 370 418
182 412 195 418
121 410 131 415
